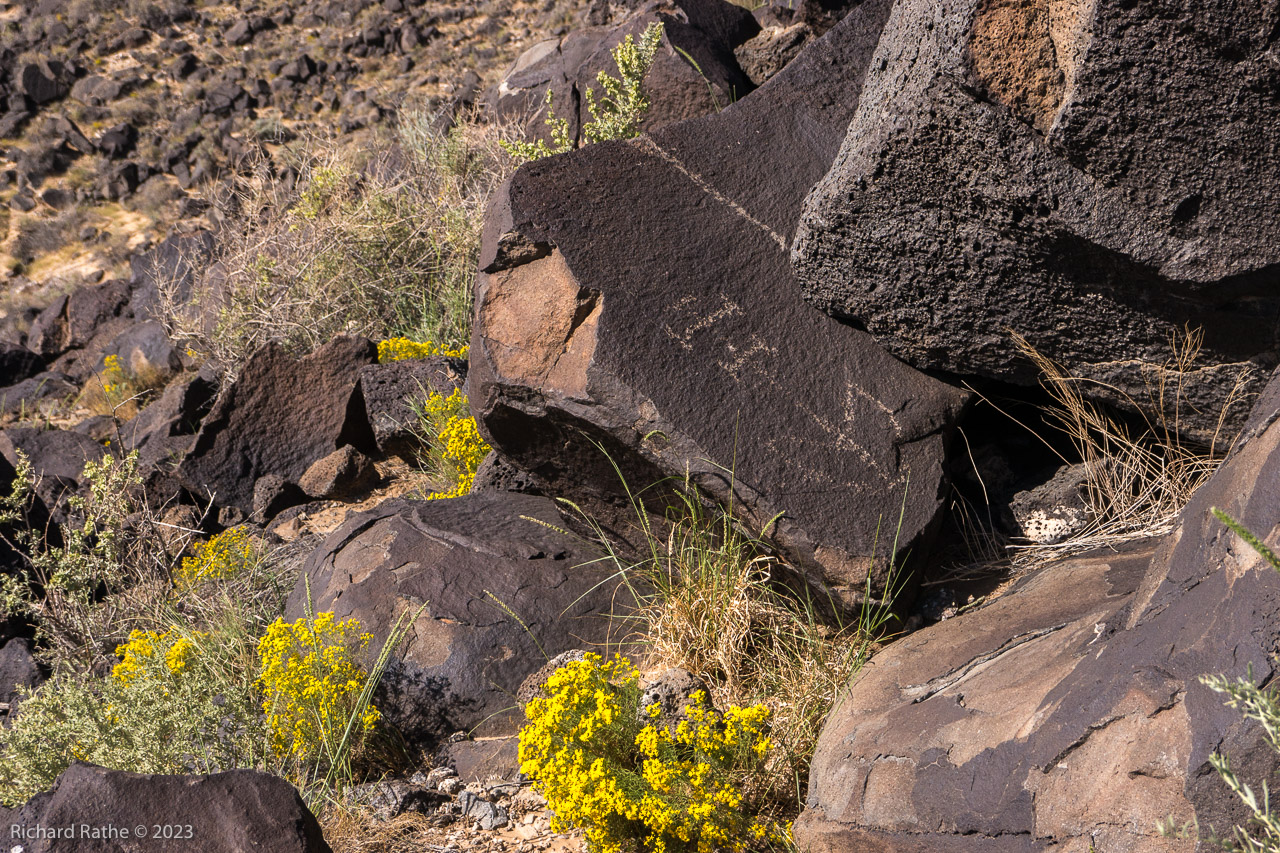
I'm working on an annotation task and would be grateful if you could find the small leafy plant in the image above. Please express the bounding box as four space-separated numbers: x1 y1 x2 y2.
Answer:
519 653 790 853
0 451 174 673
503 22 664 162
0 623 266 806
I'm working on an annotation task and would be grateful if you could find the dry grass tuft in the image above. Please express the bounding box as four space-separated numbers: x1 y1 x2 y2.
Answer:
75 358 170 420
567 470 899 812
318 806 446 853
967 331 1246 576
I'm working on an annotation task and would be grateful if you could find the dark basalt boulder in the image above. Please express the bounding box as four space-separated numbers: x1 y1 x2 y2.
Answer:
0 343 45 387
472 0 967 605
490 0 757 150
0 427 110 523
297 444 379 500
0 372 76 418
0 764 330 853
121 370 217 469
356 356 466 457
794 370 1280 851
0 637 44 708
287 492 638 743
177 337 377 513
792 0 1280 445
129 229 216 320
19 60 71 106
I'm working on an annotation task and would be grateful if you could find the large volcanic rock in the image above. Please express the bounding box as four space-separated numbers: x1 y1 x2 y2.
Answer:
492 0 757 149
177 337 377 513
286 492 637 743
794 371 1280 851
0 763 329 853
792 0 1280 445
471 0 968 604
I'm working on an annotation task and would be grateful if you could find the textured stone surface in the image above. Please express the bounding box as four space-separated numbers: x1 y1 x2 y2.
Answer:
792 0 1280 444
357 357 465 457
472 0 967 603
0 427 109 521
287 492 638 743
0 763 330 853
491 0 756 149
0 637 43 707
794 373 1280 851
178 337 377 512
121 371 217 469
298 444 379 499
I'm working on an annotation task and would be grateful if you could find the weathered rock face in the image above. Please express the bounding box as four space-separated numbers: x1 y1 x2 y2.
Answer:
177 337 377 513
0 763 330 853
287 492 637 742
357 356 466 457
0 428 110 522
794 373 1280 851
472 0 968 603
491 0 757 149
792 0 1280 444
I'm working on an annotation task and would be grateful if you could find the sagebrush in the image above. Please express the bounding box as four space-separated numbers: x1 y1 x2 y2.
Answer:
161 113 516 375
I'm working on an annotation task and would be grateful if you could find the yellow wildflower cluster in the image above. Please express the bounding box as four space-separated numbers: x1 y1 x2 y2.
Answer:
99 354 126 400
377 337 469 363
419 388 490 499
256 612 381 763
519 654 790 853
175 527 258 589
112 628 202 684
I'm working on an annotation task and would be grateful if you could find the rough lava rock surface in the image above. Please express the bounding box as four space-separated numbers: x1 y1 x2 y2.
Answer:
472 0 968 602
792 0 1280 443
794 371 1280 851
492 0 757 148
287 491 638 743
0 763 330 853
177 337 378 513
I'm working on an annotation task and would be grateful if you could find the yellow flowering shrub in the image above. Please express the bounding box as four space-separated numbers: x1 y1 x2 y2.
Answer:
257 612 381 764
175 528 259 589
415 388 490 499
99 354 126 403
0 623 260 805
519 654 790 853
112 628 202 684
377 337 469 363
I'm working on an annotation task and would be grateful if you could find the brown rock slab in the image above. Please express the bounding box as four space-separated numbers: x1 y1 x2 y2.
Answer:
177 337 377 512
287 492 639 744
472 0 967 603
792 0 1280 443
298 444 379 500
0 763 330 852
794 372 1280 850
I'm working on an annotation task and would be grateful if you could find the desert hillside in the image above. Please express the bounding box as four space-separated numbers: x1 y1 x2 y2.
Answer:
1 0 1279 851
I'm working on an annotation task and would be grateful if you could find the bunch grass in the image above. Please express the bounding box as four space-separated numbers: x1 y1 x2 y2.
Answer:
554 453 901 813
160 113 517 376
957 331 1242 577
